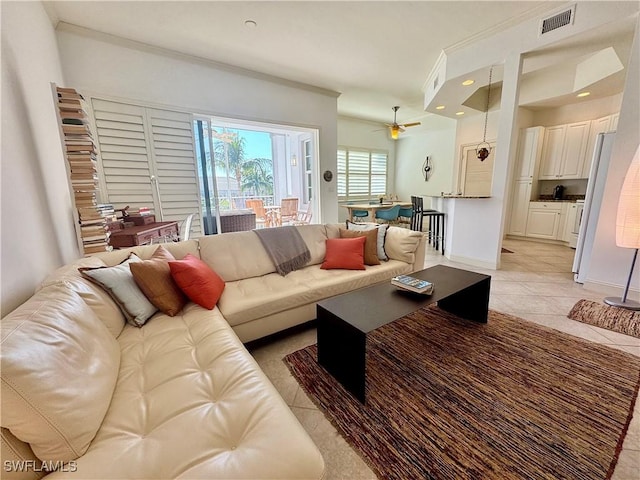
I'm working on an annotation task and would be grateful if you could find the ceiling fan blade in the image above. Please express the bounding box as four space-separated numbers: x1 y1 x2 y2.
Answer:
401 122 421 128
398 126 406 133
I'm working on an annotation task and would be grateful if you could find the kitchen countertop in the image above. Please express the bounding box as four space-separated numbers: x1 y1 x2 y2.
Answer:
438 194 491 198
537 195 585 202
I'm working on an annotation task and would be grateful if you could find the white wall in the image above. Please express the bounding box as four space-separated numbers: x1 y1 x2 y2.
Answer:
1 2 80 315
584 15 640 298
56 25 339 225
531 93 622 126
337 115 396 222
394 115 457 208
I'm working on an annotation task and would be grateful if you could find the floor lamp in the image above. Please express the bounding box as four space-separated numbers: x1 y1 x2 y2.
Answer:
604 144 640 310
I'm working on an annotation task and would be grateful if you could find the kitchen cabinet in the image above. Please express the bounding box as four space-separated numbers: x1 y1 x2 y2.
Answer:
525 202 563 240
509 180 533 236
564 202 579 243
507 127 544 236
556 202 569 241
539 121 590 180
514 126 544 180
581 114 618 178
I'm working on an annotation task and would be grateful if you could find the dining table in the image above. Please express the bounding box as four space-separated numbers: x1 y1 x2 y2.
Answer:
264 205 282 227
342 201 412 222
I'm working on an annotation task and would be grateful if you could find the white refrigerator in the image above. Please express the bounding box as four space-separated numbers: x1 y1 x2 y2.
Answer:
572 132 615 283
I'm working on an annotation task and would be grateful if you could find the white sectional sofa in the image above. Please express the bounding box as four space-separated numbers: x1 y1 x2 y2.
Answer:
1 224 425 479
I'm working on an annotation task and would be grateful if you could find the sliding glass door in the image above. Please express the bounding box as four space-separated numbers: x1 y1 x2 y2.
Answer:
194 116 319 233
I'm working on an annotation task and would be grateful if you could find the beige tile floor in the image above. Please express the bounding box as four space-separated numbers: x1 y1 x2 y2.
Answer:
249 238 640 479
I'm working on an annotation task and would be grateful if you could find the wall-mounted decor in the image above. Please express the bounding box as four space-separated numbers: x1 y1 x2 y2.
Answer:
423 156 432 181
323 170 333 182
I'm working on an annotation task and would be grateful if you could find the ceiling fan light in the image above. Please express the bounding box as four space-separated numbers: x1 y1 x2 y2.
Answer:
390 127 399 140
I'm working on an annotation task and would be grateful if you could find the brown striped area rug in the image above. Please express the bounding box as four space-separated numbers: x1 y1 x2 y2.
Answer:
568 299 640 338
284 306 640 480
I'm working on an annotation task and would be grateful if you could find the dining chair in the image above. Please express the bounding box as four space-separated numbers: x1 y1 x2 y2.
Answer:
347 201 369 222
374 204 401 224
398 206 413 227
246 199 267 228
280 198 299 224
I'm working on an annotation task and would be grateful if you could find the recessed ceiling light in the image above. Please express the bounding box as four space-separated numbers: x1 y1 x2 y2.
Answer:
462 79 475 86
456 111 465 116
577 91 590 97
244 20 257 28
436 105 445 110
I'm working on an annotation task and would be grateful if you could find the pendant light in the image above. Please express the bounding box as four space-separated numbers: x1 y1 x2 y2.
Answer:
476 66 493 162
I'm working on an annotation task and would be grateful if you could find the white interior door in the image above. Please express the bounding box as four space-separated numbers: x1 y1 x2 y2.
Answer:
459 142 495 196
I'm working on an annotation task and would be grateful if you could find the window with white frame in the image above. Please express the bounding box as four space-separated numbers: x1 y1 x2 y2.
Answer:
337 147 388 200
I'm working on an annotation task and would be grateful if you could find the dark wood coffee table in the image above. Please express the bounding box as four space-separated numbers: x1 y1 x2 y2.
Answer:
316 265 491 402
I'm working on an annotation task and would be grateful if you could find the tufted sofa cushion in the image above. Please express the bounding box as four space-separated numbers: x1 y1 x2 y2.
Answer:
37 256 127 338
199 231 276 282
44 304 325 479
0 283 120 463
219 260 412 327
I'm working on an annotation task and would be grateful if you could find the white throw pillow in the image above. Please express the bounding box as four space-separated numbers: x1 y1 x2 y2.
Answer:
79 254 158 327
345 220 389 261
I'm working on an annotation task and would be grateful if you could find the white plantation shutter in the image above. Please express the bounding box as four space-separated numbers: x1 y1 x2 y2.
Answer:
91 99 203 236
370 152 387 196
337 147 388 200
147 109 202 236
337 149 347 197
92 99 155 207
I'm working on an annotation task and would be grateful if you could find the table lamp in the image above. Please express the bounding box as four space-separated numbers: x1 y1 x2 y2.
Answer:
604 144 640 310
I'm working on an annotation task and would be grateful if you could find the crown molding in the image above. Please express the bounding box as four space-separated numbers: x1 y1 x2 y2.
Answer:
444 2 566 55
56 22 341 99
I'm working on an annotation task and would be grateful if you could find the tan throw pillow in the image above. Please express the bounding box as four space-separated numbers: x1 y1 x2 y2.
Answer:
130 245 187 316
339 228 380 265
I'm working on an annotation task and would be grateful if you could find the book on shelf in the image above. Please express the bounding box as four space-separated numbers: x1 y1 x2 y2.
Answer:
391 275 434 294
62 124 92 135
83 244 113 255
57 87 83 96
58 103 84 111
58 94 83 105
70 168 97 175
81 233 110 242
61 116 89 125
67 153 97 162
66 144 96 153
60 112 89 122
65 136 94 144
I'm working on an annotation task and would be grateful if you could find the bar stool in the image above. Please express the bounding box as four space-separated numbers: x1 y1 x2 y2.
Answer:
422 211 445 254
410 196 445 254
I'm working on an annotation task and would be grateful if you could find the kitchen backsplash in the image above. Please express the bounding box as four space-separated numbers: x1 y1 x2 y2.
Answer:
538 179 587 198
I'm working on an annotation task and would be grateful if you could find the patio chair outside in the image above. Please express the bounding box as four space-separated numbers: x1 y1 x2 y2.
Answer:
280 197 299 224
293 203 313 225
246 199 267 228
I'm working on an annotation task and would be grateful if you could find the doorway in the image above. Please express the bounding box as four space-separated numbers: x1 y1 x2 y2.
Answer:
193 117 319 234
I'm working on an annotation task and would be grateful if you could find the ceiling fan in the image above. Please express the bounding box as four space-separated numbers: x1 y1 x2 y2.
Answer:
386 106 421 140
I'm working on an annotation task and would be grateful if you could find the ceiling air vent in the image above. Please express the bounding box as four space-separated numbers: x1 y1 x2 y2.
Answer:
540 5 575 35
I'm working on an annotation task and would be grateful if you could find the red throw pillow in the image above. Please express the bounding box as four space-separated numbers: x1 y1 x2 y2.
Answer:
168 254 225 310
321 237 366 270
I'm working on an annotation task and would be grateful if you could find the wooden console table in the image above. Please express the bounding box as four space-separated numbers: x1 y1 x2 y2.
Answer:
109 221 179 248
